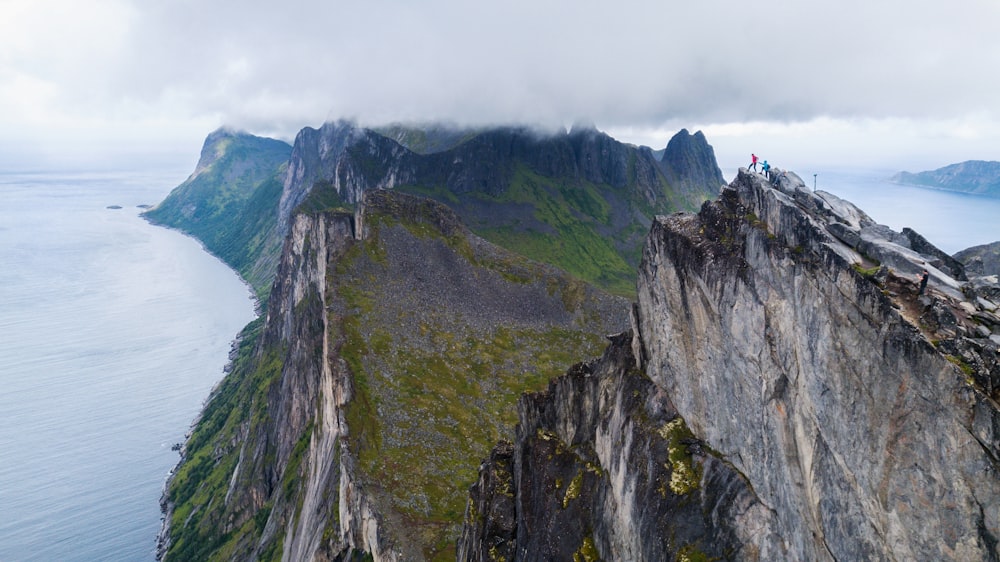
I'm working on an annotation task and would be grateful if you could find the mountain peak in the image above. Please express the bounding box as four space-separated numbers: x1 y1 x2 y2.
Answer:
568 120 598 136
660 128 725 197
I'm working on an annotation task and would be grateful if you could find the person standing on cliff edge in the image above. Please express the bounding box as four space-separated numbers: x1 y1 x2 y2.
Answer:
918 270 929 295
749 153 759 172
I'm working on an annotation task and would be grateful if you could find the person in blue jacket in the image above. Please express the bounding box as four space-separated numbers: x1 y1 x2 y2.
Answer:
761 160 771 179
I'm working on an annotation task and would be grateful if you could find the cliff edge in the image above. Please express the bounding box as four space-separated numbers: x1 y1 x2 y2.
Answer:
462 168 1000 560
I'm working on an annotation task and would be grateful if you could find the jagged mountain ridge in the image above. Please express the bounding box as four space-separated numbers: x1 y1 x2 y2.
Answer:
154 121 725 561
154 121 723 300
462 168 1000 560
280 121 723 295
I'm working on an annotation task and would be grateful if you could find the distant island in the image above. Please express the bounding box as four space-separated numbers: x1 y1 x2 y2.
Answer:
891 160 1000 198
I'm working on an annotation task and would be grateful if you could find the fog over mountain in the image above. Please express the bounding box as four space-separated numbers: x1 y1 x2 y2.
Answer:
3 0 1000 170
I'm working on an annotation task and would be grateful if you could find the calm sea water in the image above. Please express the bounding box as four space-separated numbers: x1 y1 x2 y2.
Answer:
813 169 1000 254
0 171 256 561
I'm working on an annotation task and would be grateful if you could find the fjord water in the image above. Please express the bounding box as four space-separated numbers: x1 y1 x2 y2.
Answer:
0 171 256 561
806 169 1000 253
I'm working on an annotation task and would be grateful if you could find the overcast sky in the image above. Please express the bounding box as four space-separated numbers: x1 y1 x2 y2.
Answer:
2 0 999 174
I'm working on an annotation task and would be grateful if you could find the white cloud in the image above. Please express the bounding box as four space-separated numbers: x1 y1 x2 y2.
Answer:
2 0 1000 170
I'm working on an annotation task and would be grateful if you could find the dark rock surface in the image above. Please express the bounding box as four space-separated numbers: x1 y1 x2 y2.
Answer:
458 332 776 562
659 128 727 199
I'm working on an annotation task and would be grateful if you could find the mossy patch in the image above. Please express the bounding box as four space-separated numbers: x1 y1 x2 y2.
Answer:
657 417 703 496
573 535 601 562
563 471 585 508
677 543 718 562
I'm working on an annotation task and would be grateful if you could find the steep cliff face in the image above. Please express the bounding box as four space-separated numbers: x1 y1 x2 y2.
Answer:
461 168 1000 560
458 332 780 561
161 189 629 561
279 120 416 232
634 170 1000 560
659 128 727 200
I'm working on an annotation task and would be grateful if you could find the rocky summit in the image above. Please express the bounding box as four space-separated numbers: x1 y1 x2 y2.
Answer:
462 168 1000 560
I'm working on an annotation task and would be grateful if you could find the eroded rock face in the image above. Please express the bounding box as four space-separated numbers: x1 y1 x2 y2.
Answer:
458 332 779 562
163 187 633 561
956 241 1000 277
462 168 1000 561
279 121 415 233
635 170 1000 560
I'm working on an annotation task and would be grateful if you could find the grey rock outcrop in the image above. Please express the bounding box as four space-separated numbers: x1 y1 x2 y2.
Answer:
635 169 1000 560
459 332 779 562
279 120 416 232
956 240 1000 277
462 167 1000 561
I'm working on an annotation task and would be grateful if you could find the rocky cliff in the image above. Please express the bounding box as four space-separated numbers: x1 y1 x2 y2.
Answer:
462 168 1000 560
458 330 779 561
956 240 1000 277
659 128 726 200
159 189 629 561
156 119 730 561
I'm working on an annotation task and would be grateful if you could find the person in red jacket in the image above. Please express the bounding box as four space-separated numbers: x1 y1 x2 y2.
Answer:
749 153 759 172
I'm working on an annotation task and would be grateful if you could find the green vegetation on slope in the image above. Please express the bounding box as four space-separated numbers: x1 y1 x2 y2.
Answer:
163 318 287 561
154 123 720 559
400 164 660 297
144 132 291 301
333 205 618 561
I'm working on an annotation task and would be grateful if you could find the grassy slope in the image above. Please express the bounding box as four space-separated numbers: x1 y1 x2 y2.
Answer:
333 202 622 560
163 318 286 561
143 134 291 301
401 164 682 297
161 193 626 561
